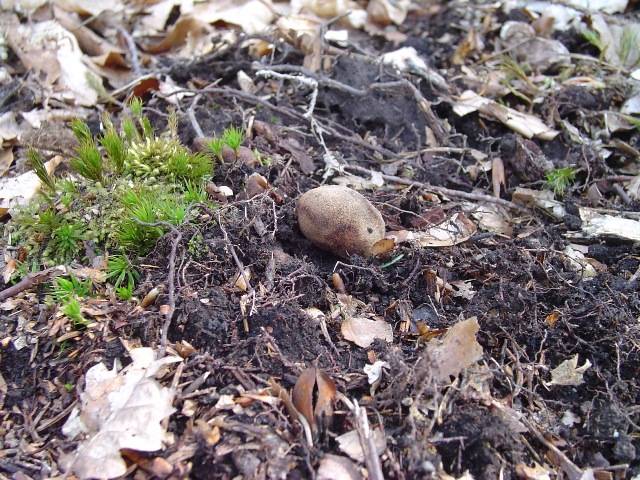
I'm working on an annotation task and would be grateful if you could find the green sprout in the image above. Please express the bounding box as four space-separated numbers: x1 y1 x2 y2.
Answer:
100 127 127 173
51 275 91 303
70 119 92 145
546 167 576 197
129 97 143 118
27 148 56 195
116 283 134 301
62 297 88 327
106 254 139 290
71 142 104 183
222 126 244 152
208 137 225 161
50 222 85 263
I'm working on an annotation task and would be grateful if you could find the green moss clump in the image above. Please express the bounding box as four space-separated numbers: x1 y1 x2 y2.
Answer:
4 100 229 293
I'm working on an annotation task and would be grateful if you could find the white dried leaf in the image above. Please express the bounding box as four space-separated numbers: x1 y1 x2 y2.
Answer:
0 156 61 216
191 0 275 34
453 90 559 140
627 175 640 200
548 354 591 386
388 213 477 247
363 360 389 385
336 428 386 463
317 454 362 480
578 207 640 242
427 317 483 382
62 348 181 479
6 20 99 106
562 245 597 280
465 203 512 237
0 112 21 143
341 316 392 348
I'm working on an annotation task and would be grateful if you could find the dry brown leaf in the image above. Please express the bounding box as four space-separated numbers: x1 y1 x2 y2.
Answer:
317 454 362 480
0 149 14 178
370 238 395 256
515 463 551 480
426 317 483 382
276 15 321 55
53 5 126 63
144 16 211 53
465 203 512 237
54 0 123 16
492 157 506 198
367 0 409 26
545 310 560 328
341 316 393 348
291 367 336 433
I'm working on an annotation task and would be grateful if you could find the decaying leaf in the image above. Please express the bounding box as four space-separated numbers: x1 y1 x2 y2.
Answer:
0 155 62 216
453 90 559 140
317 454 362 480
291 367 336 433
0 111 21 144
62 348 182 479
6 20 100 106
363 360 389 385
562 245 597 280
341 316 393 348
367 0 409 26
576 208 640 242
336 428 386 463
387 212 477 247
547 354 591 387
426 317 483 382
516 463 552 480
465 203 512 237
191 0 275 35
492 157 506 198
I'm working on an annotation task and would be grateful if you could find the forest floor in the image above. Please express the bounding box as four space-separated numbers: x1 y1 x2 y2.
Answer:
0 1 639 479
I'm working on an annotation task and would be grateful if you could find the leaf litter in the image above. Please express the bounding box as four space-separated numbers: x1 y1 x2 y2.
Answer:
0 0 639 478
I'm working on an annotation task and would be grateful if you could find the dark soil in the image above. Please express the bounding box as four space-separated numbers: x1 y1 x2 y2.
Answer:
1 2 639 479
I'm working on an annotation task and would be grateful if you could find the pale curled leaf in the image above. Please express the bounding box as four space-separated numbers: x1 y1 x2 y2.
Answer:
62 347 182 479
341 316 393 348
387 212 477 247
363 361 389 385
453 90 559 140
548 354 591 386
6 20 99 106
426 317 483 382
336 428 386 463
317 454 363 480
0 156 61 216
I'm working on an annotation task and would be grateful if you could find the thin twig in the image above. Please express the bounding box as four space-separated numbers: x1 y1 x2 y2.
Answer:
344 164 525 211
0 266 65 302
159 86 402 159
338 394 384 480
255 70 318 118
187 94 205 138
253 63 448 143
217 211 255 331
117 27 142 77
133 219 182 355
